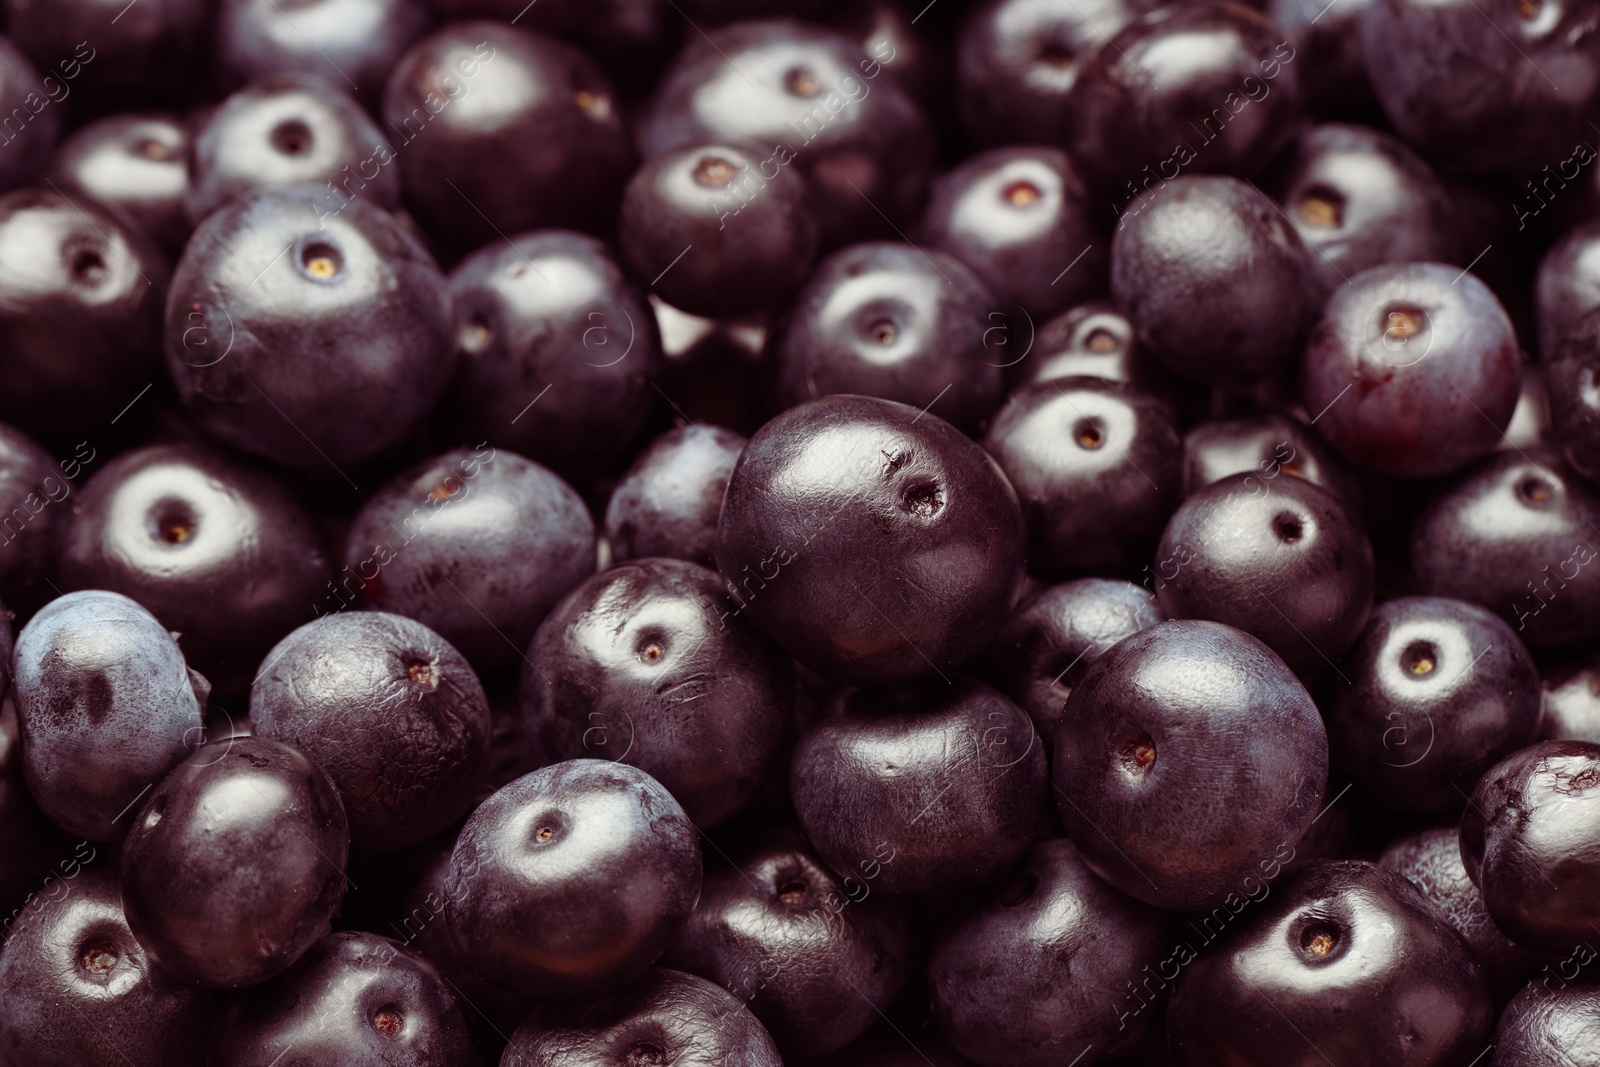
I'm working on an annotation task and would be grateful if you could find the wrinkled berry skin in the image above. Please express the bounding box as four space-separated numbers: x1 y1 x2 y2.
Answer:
790 678 1048 895
1302 262 1521 479
1461 740 1600 955
13 590 204 843
60 443 333 698
345 447 595 670
919 146 1108 318
214 0 432 112
185 74 401 227
604 425 746 570
1066 2 1304 194
445 760 702 1000
955 0 1159 147
1327 597 1542 815
1379 828 1542 1002
445 230 663 485
984 577 1164 744
0 870 212 1067
0 422 70 615
619 142 819 319
1271 123 1456 299
1154 471 1374 677
663 827 914 1057
209 931 475 1067
1168 861 1494 1066
251 612 492 852
522 558 792 828
164 185 453 472
1411 448 1600 650
1054 620 1328 912
0 189 169 444
120 736 350 989
767 242 1005 432
1362 0 1600 174
385 22 633 248
716 395 1027 687
637 19 934 247
46 113 193 257
984 376 1182 579
930 838 1170 1067
1491 979 1600 1066
1111 175 1318 386
501 968 784 1067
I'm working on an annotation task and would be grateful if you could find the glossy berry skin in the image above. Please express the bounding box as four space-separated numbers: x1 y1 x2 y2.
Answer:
662 827 914 1057
1182 413 1359 505
445 760 702 1000
60 443 333 698
210 931 474 1067
1541 658 1600 743
1302 262 1521 479
715 395 1027 687
929 838 1170 1066
1011 299 1172 394
637 19 934 247
214 0 432 112
522 558 792 828
45 113 192 256
955 0 1158 148
446 230 663 484
604 425 747 570
767 242 1004 432
1362 0 1600 174
1461 740 1600 954
251 612 491 852
985 578 1164 744
619 142 819 319
1534 216 1600 363
2 0 204 107
790 678 1048 895
1153 472 1374 677
185 74 400 227
0 870 211 1067
345 447 595 669
1055 620 1328 911
0 36 62 195
501 968 783 1067
1111 175 1317 386
1379 828 1541 1001
384 22 632 248
1411 448 1600 649
1269 0 1376 115
13 590 204 842
1271 123 1455 299
1547 307 1600 484
1326 597 1541 815
0 422 72 615
164 185 453 472
984 377 1182 578
1167 861 1494 1066
120 736 350 989
1066 2 1304 194
919 146 1107 318
0 189 168 443
1491 980 1600 1066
